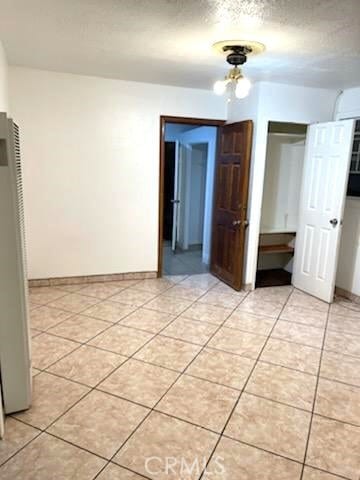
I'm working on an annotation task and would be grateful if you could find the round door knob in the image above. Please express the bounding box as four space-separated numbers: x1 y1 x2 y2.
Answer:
329 218 338 226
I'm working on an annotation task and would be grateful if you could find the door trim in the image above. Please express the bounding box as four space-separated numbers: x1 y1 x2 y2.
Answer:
158 116 226 277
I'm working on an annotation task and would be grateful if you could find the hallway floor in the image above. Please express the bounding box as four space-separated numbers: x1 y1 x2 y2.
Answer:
1 274 360 479
163 243 209 275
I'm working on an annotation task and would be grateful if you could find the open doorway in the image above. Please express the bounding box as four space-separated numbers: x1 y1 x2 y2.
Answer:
161 121 218 275
158 116 254 291
255 118 358 303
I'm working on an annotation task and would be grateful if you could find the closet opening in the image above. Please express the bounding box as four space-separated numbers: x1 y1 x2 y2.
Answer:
256 121 308 288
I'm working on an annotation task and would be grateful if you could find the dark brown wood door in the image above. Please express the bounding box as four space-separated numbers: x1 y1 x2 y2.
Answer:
210 120 253 290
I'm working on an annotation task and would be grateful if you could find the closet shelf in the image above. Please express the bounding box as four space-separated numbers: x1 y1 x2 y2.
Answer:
259 244 294 254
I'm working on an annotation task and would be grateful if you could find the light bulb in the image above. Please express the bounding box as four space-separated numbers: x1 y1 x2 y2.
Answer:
235 77 251 99
213 79 228 95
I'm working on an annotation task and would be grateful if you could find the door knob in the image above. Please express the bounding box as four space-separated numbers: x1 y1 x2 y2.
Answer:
232 220 241 226
329 218 338 227
170 199 180 204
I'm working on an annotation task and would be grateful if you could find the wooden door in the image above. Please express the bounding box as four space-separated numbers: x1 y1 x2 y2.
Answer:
293 119 355 302
210 120 253 290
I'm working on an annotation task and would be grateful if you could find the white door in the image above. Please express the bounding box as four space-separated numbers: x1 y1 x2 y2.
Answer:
171 141 180 252
293 120 355 302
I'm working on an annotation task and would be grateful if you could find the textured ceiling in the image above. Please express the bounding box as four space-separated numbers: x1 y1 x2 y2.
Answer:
0 0 360 90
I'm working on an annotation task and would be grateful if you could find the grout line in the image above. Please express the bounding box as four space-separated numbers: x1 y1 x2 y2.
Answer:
198 287 294 479
13 281 358 479
299 301 331 480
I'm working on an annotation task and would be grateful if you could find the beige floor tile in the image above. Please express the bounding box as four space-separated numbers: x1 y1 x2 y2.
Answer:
324 330 360 358
186 347 255 390
48 293 100 313
106 279 142 288
14 372 89 429
198 290 244 309
180 302 232 325
208 327 267 359
47 314 110 342
77 282 125 299
271 320 324 348
99 359 179 407
82 300 136 322
302 466 345 479
236 297 284 318
225 310 276 335
30 306 74 331
280 304 327 328
29 287 68 305
88 325 153 356
246 362 317 410
0 418 38 466
145 295 193 315
204 436 302 479
47 345 127 387
135 278 175 294
114 411 218 480
330 302 360 318
120 308 175 333
247 285 292 303
32 367 41 376
0 433 106 479
179 273 219 290
56 284 88 293
96 463 145 480
306 415 360 479
134 335 201 371
261 338 321 374
288 290 329 313
48 390 149 459
32 333 79 369
315 378 360 426
164 274 188 284
30 328 42 338
162 317 218 345
157 375 238 432
210 282 248 296
327 313 360 336
225 393 311 461
321 351 360 387
109 288 157 307
29 302 40 311
164 285 206 301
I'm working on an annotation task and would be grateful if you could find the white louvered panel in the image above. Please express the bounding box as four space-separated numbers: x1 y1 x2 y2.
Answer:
13 122 29 306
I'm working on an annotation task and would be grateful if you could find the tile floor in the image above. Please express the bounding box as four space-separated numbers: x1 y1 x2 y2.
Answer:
163 243 209 275
1 274 360 479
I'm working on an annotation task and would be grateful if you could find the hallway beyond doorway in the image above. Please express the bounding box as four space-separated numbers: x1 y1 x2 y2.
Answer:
163 241 209 275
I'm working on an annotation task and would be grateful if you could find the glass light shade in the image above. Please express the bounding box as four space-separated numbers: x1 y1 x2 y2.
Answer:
235 76 251 98
213 79 228 95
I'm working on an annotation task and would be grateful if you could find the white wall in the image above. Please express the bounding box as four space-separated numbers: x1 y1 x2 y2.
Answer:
9 67 226 279
261 135 305 233
335 88 360 121
0 41 8 112
188 144 207 246
178 126 217 264
228 82 338 287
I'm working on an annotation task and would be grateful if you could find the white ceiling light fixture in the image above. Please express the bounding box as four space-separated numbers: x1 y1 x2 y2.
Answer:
212 40 265 99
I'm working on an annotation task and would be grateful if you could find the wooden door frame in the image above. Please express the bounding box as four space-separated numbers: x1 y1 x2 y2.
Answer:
158 115 226 277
